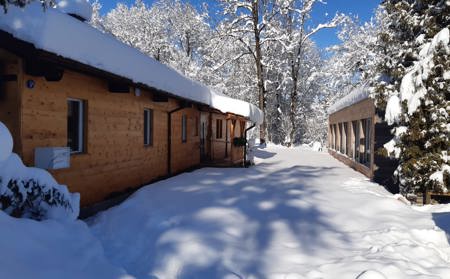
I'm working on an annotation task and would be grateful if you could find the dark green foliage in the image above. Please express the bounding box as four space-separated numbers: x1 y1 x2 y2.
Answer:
233 137 247 147
0 177 74 220
1 0 50 12
373 0 450 196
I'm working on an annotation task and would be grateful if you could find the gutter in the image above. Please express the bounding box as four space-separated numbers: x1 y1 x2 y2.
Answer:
243 123 256 167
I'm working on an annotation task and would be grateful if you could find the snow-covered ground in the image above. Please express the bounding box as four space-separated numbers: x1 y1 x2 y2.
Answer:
2 145 450 278
85 146 450 279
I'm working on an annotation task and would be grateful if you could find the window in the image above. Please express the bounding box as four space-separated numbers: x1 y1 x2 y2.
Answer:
358 120 367 165
144 109 153 146
216 119 223 139
344 122 350 156
181 114 187 143
339 123 344 153
333 124 338 150
67 99 85 154
352 120 359 161
364 118 372 167
329 125 333 149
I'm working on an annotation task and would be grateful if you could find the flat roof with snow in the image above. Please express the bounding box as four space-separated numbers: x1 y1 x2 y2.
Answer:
328 86 371 115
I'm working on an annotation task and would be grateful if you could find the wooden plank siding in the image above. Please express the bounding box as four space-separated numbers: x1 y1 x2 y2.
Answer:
170 108 201 174
18 68 178 205
0 47 251 207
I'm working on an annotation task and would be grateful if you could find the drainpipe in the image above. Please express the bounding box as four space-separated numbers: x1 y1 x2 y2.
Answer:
167 105 188 175
244 122 256 167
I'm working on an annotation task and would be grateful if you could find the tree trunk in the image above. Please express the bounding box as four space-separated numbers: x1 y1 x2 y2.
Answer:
288 14 306 147
289 74 298 146
252 0 267 143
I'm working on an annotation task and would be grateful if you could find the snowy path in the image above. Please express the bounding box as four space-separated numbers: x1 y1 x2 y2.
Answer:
89 146 450 279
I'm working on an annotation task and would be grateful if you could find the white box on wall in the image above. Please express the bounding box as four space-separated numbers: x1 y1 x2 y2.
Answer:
35 147 71 170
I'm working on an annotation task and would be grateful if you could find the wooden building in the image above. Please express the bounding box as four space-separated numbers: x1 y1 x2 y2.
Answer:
328 87 398 193
0 7 262 206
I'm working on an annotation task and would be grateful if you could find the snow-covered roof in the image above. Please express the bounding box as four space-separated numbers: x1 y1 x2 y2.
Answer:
0 3 263 124
328 85 370 115
56 0 92 21
211 92 264 126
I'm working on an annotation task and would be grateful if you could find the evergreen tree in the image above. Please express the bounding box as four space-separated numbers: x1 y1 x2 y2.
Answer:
374 0 450 201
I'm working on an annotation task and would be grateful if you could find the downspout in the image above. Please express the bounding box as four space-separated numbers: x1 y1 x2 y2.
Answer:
244 122 256 167
167 106 187 175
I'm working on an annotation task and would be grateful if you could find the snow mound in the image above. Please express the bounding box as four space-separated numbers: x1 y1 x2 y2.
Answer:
0 210 134 279
328 85 370 114
311 141 323 152
0 122 13 162
57 0 93 21
0 122 79 221
356 270 387 279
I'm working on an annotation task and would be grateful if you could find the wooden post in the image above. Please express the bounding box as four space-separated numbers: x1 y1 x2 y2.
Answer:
423 190 431 205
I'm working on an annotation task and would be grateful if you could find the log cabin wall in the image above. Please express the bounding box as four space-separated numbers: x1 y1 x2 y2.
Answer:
328 98 376 178
170 107 201 174
0 50 22 155
17 64 203 206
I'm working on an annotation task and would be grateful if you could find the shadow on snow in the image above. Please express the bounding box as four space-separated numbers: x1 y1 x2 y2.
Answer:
90 149 350 279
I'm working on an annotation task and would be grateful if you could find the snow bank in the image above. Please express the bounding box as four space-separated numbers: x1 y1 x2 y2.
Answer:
0 122 13 162
328 85 370 114
89 146 450 278
0 122 79 221
0 4 263 124
0 210 134 279
56 0 93 21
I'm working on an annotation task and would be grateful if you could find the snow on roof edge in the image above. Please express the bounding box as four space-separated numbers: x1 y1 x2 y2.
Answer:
0 3 263 123
211 91 264 125
328 85 371 115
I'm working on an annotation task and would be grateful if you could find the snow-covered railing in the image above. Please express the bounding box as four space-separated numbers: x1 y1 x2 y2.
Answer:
0 3 263 124
328 86 370 114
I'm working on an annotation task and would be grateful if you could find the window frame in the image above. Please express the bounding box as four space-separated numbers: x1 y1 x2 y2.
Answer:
216 119 223 139
67 98 85 154
181 114 187 143
364 118 372 167
144 109 153 146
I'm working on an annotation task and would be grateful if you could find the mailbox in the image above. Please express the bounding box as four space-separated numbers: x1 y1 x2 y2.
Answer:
35 147 70 170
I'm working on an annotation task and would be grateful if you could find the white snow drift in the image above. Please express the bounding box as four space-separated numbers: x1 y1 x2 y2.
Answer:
0 122 79 221
0 3 263 124
0 210 135 279
89 146 450 279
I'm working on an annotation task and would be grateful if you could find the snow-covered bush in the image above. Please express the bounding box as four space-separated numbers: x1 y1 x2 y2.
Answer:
0 122 79 221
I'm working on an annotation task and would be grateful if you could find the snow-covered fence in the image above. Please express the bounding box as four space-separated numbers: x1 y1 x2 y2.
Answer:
0 122 79 221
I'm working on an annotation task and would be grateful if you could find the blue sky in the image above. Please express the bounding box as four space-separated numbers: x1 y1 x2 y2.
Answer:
99 0 381 50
